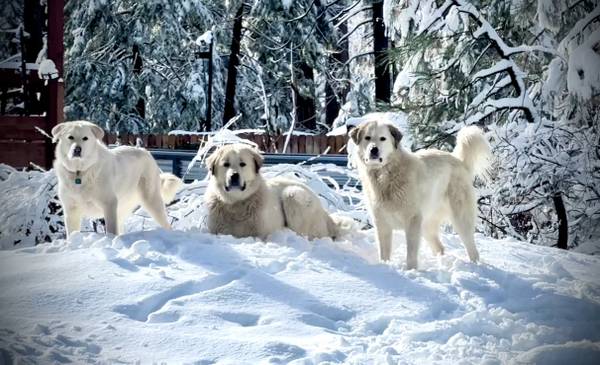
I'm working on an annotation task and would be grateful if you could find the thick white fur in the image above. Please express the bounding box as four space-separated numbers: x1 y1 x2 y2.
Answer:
349 121 491 269
52 121 182 237
204 144 350 240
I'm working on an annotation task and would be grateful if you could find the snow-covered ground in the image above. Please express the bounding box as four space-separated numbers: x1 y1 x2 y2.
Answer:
1 166 600 364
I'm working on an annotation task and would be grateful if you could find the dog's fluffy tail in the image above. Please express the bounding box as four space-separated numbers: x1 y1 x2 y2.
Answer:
160 173 183 204
452 126 491 178
329 213 358 239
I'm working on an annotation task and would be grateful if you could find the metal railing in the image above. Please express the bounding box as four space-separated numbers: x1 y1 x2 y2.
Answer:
149 149 355 187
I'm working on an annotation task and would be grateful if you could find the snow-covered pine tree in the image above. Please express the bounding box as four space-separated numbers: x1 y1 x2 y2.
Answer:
230 0 347 134
64 0 225 133
488 1 600 248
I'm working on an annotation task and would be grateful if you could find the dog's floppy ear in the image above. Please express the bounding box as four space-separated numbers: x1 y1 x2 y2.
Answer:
388 124 403 149
89 123 105 141
249 147 264 173
348 123 364 144
205 147 223 176
51 123 67 143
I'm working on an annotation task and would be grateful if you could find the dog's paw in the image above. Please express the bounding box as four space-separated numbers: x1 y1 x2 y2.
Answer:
467 249 480 263
405 258 419 270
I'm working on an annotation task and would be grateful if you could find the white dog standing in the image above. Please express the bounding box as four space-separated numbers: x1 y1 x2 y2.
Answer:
349 120 491 269
52 121 182 237
204 144 351 240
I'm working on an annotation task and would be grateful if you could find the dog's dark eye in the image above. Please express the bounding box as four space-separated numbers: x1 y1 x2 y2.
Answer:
365 136 371 141
68 136 74 140
224 162 230 168
82 136 89 141
240 162 246 167
380 137 386 141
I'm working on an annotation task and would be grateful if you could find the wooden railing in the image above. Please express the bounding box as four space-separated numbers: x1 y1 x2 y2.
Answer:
105 132 349 155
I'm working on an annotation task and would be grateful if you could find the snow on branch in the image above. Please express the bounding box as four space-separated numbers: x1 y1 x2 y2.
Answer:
414 0 540 123
468 75 512 109
465 94 537 126
558 5 600 55
467 7 556 58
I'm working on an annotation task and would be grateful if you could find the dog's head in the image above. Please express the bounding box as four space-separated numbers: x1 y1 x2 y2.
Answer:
206 144 264 202
52 121 105 171
348 120 403 168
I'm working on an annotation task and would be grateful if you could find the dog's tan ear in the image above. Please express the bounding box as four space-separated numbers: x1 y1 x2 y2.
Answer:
90 123 105 141
51 123 66 143
388 124 403 148
250 148 264 173
348 124 364 144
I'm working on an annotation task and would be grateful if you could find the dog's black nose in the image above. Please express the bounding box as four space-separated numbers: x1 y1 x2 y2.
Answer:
370 146 379 157
73 146 82 157
230 172 240 186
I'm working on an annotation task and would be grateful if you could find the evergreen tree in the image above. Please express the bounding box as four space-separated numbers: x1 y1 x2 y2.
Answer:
64 0 225 133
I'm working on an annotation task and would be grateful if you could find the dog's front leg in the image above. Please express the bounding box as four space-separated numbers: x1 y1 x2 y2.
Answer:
405 215 423 270
64 205 82 239
101 197 119 235
374 216 393 262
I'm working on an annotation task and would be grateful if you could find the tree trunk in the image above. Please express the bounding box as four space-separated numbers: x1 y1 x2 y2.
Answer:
373 0 390 103
325 83 340 127
296 63 316 130
223 5 244 124
24 0 43 62
553 192 568 250
132 44 145 119
325 22 349 127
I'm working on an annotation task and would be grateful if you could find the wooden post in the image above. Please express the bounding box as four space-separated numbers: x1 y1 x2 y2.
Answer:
46 0 64 168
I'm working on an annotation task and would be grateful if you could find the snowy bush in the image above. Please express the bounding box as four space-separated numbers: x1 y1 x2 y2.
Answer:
0 165 63 249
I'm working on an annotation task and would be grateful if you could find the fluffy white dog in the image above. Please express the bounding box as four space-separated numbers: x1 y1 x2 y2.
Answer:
204 144 351 240
52 121 182 237
349 120 491 269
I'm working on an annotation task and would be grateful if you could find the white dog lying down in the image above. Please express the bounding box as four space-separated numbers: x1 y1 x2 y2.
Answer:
52 121 182 237
349 120 491 269
204 144 351 240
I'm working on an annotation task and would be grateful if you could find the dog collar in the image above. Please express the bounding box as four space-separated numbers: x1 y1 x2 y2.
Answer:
75 171 82 185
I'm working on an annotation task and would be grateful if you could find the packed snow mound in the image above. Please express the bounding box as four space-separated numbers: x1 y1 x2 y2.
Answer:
1 172 600 363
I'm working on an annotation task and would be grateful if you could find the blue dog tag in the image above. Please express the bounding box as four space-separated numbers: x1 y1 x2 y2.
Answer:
75 178 82 185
